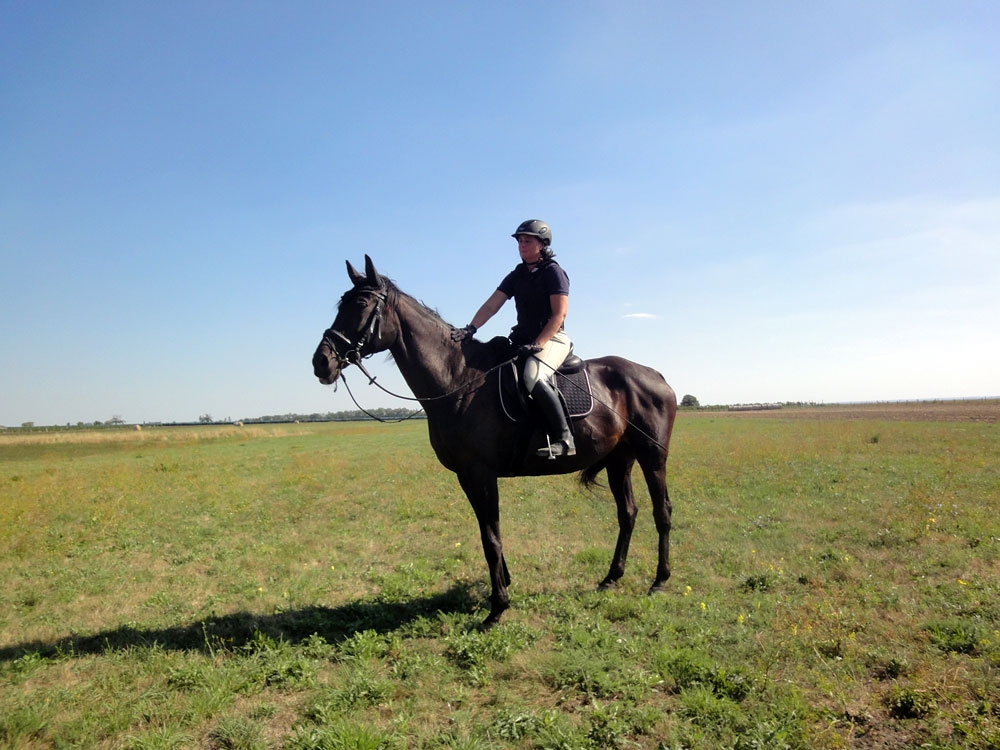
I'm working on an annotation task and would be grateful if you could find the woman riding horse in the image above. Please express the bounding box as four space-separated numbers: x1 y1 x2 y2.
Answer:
451 220 575 458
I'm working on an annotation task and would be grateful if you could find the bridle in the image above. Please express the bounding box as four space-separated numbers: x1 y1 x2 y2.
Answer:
321 287 388 369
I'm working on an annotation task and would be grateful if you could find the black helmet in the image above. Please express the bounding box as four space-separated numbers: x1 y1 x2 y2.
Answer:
511 219 552 247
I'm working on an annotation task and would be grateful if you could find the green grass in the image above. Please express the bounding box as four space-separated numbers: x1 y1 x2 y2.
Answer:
1 412 998 748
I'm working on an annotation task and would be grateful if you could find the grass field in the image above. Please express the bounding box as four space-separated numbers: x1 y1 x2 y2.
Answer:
2 403 998 748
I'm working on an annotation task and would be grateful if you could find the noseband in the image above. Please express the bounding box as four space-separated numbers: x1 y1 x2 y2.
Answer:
322 288 388 368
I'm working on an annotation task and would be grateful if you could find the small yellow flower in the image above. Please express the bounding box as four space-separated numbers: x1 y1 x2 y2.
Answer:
455 542 462 547
737 613 745 624
700 601 706 612
958 579 968 585
684 586 692 596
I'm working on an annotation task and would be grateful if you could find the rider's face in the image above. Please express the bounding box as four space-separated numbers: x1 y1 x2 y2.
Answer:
516 234 544 265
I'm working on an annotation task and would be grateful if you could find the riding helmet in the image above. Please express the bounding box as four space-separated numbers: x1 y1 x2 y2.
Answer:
511 219 552 247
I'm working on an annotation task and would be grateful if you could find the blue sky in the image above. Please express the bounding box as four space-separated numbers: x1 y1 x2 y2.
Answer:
2 1 998 426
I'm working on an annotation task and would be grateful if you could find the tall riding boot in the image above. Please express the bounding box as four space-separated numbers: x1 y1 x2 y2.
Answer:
531 377 576 457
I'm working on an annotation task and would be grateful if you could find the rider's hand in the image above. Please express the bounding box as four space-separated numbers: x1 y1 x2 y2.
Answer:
518 343 543 356
450 324 477 342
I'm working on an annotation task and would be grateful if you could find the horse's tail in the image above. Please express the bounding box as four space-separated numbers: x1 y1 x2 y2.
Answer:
579 459 608 490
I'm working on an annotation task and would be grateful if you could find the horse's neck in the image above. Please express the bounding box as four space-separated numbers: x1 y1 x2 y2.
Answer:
387 293 469 402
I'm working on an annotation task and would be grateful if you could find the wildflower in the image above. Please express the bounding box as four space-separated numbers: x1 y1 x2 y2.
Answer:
958 579 968 585
684 585 692 596
700 601 706 612
737 613 746 624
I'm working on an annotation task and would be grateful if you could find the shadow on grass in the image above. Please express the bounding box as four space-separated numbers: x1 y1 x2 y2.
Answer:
0 583 481 663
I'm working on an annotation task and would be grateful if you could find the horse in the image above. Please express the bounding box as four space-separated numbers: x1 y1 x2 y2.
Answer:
312 256 677 629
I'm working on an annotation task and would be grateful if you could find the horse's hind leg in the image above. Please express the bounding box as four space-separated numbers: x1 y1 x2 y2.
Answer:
598 452 637 590
639 453 672 593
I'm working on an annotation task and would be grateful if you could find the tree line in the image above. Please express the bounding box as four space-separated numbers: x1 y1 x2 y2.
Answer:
6 409 425 431
243 408 426 424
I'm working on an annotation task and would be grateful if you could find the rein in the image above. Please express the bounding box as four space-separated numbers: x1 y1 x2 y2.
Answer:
338 350 519 423
323 285 667 450
345 351 666 451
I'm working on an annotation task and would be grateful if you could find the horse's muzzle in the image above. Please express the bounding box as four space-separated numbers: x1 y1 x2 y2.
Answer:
312 347 341 385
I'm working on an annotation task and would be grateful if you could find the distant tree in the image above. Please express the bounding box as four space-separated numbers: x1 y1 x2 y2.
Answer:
21 421 35 429
199 414 214 424
108 415 125 425
680 394 700 408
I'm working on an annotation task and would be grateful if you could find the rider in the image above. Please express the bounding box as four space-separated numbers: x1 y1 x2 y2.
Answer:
451 219 576 457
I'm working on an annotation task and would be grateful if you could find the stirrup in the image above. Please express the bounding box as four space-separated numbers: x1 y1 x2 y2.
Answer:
537 436 577 459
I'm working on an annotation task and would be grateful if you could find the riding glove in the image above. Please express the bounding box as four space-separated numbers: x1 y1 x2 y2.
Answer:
450 324 477 342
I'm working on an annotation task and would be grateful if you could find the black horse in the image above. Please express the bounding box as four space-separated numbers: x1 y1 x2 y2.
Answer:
312 256 677 628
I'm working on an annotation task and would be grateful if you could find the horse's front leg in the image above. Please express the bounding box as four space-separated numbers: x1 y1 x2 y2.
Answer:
457 468 510 629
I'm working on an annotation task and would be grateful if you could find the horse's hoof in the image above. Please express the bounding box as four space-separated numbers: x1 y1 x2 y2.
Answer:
478 615 501 631
478 606 508 631
597 579 618 591
648 584 669 596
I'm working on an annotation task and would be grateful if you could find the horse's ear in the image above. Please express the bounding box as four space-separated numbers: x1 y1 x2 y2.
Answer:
363 255 383 288
346 260 365 287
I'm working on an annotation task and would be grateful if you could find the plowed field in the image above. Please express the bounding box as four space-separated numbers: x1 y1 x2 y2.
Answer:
699 399 999 422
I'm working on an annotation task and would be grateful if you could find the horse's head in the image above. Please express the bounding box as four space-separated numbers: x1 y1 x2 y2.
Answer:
312 255 390 385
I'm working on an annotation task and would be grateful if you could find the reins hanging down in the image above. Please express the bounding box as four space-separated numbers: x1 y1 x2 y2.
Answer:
337 370 426 423
335 346 518 423
320 277 668 451
339 343 668 452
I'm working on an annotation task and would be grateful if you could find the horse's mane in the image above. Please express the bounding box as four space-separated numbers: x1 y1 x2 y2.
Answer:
343 276 505 372
387 279 450 328
388 279 508 371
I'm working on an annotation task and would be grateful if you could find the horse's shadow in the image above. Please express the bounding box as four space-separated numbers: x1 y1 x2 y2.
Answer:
0 583 481 663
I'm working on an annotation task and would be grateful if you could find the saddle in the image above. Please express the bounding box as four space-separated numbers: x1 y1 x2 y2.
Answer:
488 338 594 424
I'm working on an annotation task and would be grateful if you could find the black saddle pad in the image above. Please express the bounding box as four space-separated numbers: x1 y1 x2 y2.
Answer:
555 368 594 417
497 361 594 423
